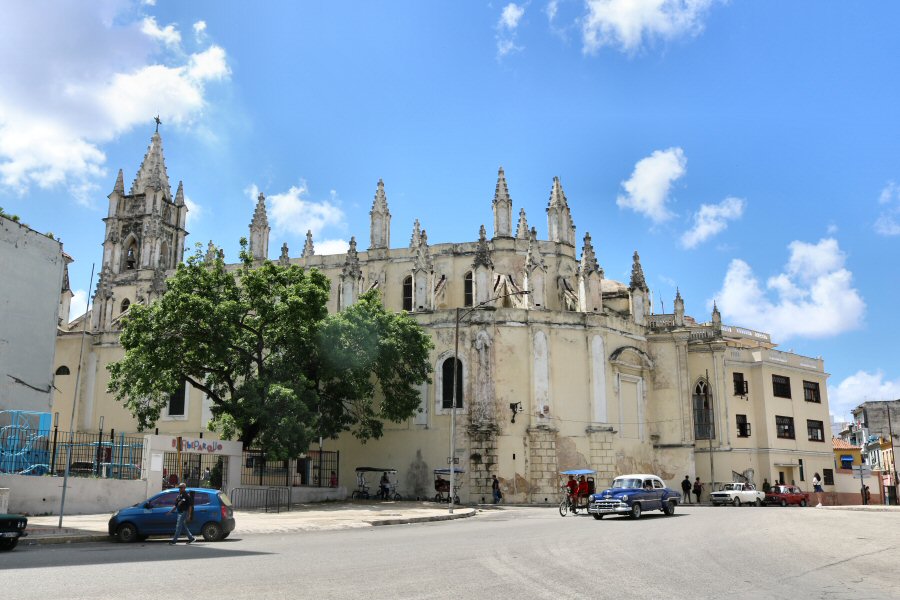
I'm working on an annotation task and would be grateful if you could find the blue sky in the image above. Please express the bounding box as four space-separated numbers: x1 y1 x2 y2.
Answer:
2 1 899 421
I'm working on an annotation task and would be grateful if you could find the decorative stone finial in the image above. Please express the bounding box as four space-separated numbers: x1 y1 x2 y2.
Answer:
279 243 290 265
301 230 315 258
629 251 648 292
581 232 600 275
516 208 529 239
473 225 493 269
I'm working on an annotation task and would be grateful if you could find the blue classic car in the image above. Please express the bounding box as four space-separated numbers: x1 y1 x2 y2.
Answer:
587 474 680 519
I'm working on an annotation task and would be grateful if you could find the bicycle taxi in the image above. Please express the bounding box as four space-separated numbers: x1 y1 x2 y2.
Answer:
351 467 402 500
558 469 596 516
433 467 464 504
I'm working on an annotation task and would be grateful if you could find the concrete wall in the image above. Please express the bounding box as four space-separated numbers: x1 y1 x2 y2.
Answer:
1 215 65 413
0 474 148 515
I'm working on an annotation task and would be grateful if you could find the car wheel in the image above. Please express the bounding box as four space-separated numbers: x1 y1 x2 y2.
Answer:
221 532 230 539
116 523 138 543
663 501 675 516
0 538 18 551
201 522 223 542
593 514 603 520
780 499 787 507
800 499 807 507
558 499 569 517
630 503 642 519
733 498 741 507
755 498 762 507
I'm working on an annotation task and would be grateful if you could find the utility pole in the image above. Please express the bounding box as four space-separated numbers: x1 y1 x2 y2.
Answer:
888 404 897 505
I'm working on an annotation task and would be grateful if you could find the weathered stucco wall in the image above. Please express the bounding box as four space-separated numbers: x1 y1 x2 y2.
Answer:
1 473 148 515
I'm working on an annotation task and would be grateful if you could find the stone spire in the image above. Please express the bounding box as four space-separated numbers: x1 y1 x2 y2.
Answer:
130 131 172 199
492 166 513 238
515 208 529 239
342 237 361 278
205 241 218 263
674 288 685 326
580 232 600 275
301 230 315 258
249 192 270 261
525 227 546 309
340 237 362 309
546 176 576 246
112 169 125 195
174 181 184 206
279 242 290 266
369 179 391 250
473 225 493 269
409 219 422 249
525 227 545 271
629 251 648 292
412 227 432 272
712 300 722 330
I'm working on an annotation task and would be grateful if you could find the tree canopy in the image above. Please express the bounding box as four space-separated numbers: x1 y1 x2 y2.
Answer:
107 243 433 457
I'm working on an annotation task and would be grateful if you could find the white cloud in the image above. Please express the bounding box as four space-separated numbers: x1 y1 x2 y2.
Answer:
714 238 865 340
184 196 202 229
315 239 351 256
828 370 900 422
546 0 560 22
68 289 88 322
874 181 900 236
496 3 526 58
0 3 230 205
681 197 744 248
193 20 207 42
616 147 686 223
246 181 346 238
582 0 717 55
141 17 181 48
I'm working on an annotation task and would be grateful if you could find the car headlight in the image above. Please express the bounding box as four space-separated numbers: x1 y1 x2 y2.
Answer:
621 495 628 502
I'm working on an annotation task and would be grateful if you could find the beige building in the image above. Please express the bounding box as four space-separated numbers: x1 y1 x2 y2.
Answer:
53 131 836 503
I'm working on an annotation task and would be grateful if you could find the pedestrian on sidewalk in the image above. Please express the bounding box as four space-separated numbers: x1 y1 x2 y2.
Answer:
169 483 195 545
681 476 692 504
693 477 703 504
812 473 824 507
492 475 502 504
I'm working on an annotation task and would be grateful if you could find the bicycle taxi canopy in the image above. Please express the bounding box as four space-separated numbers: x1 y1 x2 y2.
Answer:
560 469 596 476
355 467 397 473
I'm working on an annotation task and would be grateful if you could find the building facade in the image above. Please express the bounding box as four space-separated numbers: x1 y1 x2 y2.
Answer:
53 131 837 503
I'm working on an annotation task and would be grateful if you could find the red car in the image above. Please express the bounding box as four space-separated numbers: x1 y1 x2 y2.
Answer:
765 484 810 506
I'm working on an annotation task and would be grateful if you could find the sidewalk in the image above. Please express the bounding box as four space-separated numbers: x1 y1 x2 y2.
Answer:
22 501 477 546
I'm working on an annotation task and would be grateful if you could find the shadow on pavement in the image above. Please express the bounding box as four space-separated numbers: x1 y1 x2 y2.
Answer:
1 539 268 571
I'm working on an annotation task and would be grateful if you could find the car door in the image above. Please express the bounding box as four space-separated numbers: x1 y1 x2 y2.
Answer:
642 479 660 510
145 491 179 534
188 492 212 534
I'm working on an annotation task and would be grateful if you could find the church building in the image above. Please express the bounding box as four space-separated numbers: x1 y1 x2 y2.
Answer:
52 131 835 503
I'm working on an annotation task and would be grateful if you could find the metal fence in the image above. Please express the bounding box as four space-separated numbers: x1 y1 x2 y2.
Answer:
240 449 339 488
0 427 145 480
161 453 227 489
230 486 291 512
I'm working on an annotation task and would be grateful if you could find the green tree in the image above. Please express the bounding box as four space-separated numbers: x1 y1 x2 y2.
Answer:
107 242 433 457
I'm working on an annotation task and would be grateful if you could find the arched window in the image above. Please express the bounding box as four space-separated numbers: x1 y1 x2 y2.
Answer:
463 272 473 307
120 298 131 313
402 275 413 312
55 366 70 376
441 357 463 409
693 379 715 440
123 238 138 270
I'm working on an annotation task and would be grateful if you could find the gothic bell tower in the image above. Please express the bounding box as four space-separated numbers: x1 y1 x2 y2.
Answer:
92 122 188 331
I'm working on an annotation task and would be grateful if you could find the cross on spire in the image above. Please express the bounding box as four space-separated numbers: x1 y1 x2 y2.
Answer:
154 115 161 133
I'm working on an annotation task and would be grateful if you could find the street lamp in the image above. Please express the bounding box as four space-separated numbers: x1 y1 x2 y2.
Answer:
448 289 529 514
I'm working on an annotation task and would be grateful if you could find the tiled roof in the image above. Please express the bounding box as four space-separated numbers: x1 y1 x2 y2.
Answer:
832 437 857 449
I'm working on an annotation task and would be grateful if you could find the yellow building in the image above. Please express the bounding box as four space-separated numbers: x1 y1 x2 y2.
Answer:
53 131 835 503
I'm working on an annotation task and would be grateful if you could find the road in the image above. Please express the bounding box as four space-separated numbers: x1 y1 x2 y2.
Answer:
3 505 899 599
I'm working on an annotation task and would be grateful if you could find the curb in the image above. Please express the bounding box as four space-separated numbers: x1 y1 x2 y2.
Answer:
24 534 109 546
370 508 476 526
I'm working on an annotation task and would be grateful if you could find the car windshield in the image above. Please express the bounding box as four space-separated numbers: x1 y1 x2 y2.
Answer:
721 483 740 491
611 478 642 489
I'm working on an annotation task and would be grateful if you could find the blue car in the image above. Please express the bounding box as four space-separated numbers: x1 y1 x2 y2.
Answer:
587 474 680 520
108 487 235 542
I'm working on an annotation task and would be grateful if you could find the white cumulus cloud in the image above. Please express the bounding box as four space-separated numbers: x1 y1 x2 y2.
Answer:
828 370 900 422
714 238 865 340
193 20 207 42
246 182 346 238
315 239 352 256
496 3 526 58
0 3 230 206
616 147 686 223
141 17 181 48
68 288 88 323
184 196 202 229
875 181 900 236
681 197 745 248
582 0 718 54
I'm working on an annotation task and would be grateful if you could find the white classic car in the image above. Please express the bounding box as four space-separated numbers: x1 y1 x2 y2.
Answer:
710 482 765 506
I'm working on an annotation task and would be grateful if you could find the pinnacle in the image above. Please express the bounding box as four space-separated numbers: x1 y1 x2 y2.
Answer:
493 166 512 206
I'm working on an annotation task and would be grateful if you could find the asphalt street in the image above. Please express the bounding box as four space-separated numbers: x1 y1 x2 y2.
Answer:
3 505 899 600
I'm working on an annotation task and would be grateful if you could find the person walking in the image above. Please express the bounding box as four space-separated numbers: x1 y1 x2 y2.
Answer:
692 477 703 504
169 483 195 545
762 478 771 494
681 476 692 504
491 474 502 504
812 472 824 507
